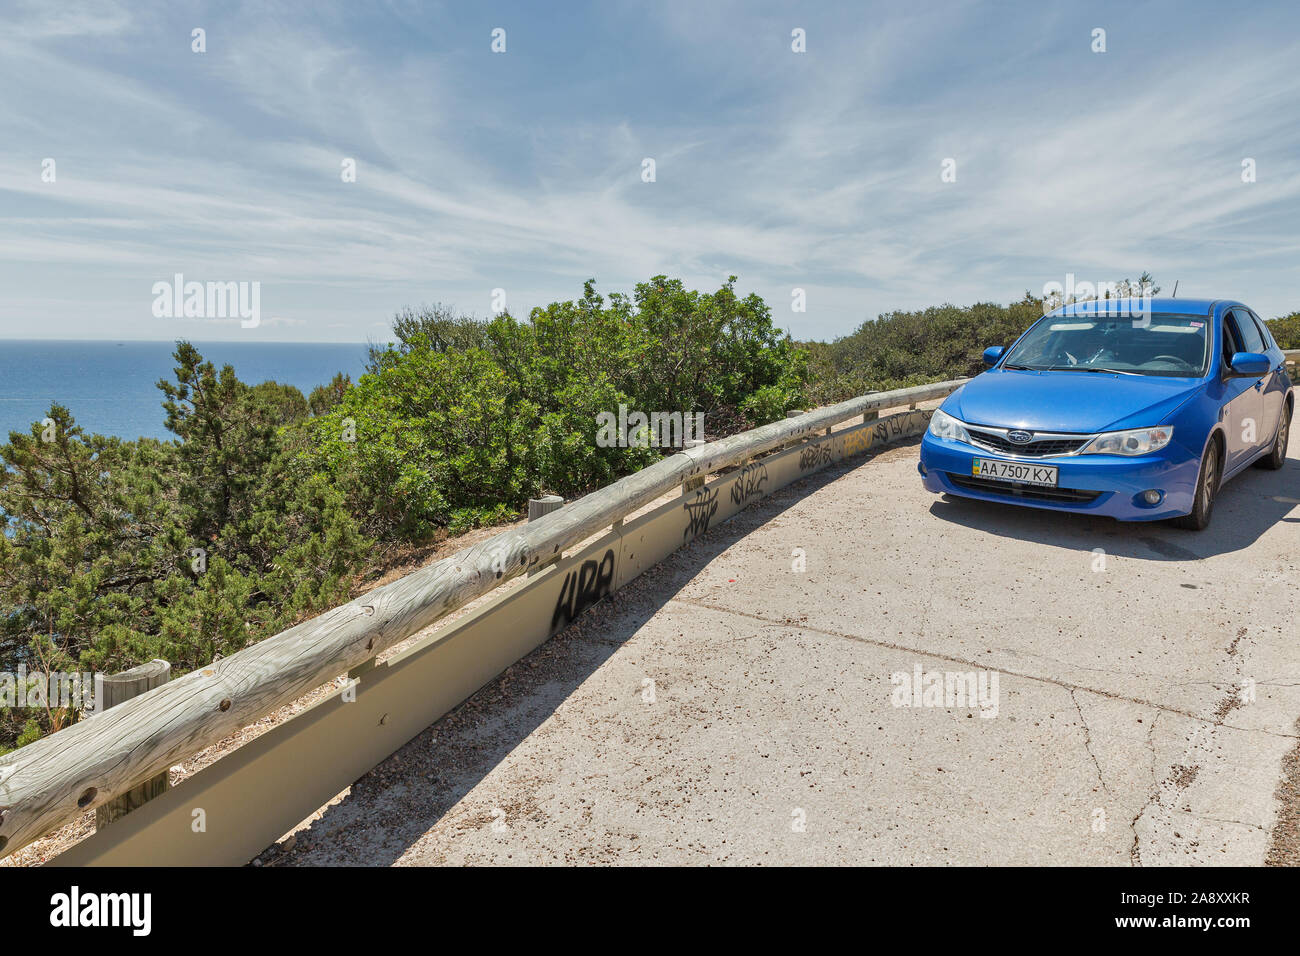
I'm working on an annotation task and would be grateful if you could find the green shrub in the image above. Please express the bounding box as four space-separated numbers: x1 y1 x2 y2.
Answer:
307 276 807 541
1266 312 1300 349
802 292 1047 403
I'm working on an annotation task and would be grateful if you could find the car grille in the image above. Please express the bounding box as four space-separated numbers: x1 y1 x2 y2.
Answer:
966 428 1088 457
947 473 1103 503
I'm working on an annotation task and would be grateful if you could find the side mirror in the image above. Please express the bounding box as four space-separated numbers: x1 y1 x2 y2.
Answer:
983 346 1006 367
1227 351 1270 378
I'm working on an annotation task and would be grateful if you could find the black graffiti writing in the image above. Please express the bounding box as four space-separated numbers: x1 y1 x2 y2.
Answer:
799 442 834 471
730 462 768 506
684 487 719 539
551 548 616 631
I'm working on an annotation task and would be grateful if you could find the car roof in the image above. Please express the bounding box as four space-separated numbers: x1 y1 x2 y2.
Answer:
1050 297 1227 317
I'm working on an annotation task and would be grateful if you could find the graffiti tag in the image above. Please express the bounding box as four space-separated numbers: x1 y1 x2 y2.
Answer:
684 486 719 540
551 548 616 631
843 411 930 459
730 462 768 507
843 428 873 457
798 441 834 472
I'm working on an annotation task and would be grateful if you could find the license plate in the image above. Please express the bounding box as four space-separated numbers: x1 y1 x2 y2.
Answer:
972 458 1059 487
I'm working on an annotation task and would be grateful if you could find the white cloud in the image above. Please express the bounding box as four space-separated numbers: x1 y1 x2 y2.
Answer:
2 1 1300 343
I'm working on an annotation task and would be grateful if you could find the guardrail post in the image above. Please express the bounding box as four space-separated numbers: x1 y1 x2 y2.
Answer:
681 439 706 494
863 410 878 423
784 411 809 449
95 660 171 829
528 495 563 521
528 496 564 575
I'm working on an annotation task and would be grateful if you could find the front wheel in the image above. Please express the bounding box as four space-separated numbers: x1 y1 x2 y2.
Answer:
1255 403 1291 470
1170 439 1221 530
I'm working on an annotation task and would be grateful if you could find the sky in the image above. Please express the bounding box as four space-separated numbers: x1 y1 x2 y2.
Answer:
2 0 1299 344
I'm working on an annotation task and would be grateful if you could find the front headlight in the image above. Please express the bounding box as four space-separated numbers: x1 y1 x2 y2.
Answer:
927 408 972 444
1078 426 1173 456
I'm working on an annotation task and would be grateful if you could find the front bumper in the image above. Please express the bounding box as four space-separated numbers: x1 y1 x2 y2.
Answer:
918 431 1201 521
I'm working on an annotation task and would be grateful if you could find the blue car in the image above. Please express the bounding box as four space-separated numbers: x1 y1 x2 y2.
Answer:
919 298 1293 529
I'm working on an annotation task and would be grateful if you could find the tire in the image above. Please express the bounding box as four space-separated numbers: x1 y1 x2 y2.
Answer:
1170 439 1222 530
1255 402 1291 470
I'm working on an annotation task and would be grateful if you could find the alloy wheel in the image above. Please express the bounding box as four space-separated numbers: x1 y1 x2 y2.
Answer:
1203 451 1217 512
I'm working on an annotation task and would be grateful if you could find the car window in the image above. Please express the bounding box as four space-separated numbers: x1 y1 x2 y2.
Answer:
1000 313 1209 376
1221 312 1243 365
1247 310 1275 351
1233 308 1267 353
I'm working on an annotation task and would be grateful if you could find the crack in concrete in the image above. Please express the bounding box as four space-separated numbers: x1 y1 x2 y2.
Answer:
671 597 1300 739
1191 814 1265 832
1070 688 1110 796
960 649 1299 693
1129 676 1257 865
1131 710 1162 866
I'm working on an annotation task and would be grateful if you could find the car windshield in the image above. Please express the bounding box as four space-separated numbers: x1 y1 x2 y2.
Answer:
1000 313 1210 377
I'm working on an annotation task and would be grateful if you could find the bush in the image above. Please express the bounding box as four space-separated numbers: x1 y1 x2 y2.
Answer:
308 276 808 542
1266 312 1300 349
802 292 1047 403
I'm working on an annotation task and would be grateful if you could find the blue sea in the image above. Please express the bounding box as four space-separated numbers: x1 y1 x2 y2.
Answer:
0 340 370 442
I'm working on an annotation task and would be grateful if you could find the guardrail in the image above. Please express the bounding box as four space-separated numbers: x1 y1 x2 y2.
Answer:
0 377 966 862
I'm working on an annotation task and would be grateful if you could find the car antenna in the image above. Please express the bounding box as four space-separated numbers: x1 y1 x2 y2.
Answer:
1171 280 1178 298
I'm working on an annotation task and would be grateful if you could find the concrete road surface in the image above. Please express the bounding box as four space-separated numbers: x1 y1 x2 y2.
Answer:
273 434 1300 866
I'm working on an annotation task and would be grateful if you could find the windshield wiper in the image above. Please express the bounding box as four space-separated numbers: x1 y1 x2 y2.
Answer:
1036 364 1139 375
1002 364 1037 370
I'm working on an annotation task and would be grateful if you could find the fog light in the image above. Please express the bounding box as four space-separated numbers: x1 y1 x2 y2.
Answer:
918 461 928 477
1142 489 1163 505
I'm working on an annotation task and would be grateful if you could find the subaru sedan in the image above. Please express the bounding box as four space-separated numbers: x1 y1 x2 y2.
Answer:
918 298 1293 529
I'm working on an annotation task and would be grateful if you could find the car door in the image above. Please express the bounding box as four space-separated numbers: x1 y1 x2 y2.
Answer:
1242 308 1285 447
1219 309 1263 472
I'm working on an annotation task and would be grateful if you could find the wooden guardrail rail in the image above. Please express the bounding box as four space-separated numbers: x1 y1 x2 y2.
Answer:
0 378 966 858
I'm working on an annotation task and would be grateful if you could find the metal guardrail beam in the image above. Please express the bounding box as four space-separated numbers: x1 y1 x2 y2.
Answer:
0 378 966 858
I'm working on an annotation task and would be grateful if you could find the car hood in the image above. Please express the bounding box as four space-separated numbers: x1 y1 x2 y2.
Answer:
946 370 1202 433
